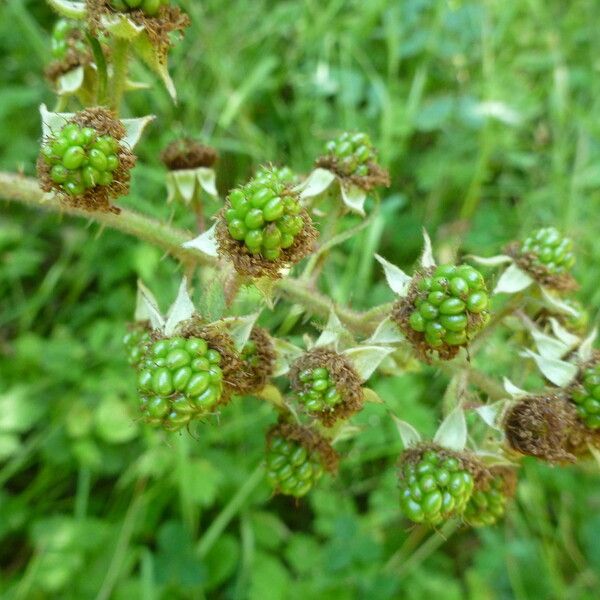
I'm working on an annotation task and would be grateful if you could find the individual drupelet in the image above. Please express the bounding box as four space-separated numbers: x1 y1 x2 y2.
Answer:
265 434 325 498
109 0 169 16
40 123 121 197
137 336 224 431
571 363 600 429
398 447 475 525
407 264 489 349
223 167 305 261
520 227 575 275
296 367 342 413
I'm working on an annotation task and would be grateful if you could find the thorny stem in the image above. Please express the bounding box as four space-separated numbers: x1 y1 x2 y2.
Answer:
0 171 513 402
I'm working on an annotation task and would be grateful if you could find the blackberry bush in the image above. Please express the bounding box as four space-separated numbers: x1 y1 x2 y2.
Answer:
136 336 224 431
40 122 120 196
571 363 600 429
109 0 169 16
398 264 489 356
323 132 376 178
216 166 315 276
521 227 575 276
296 367 342 413
464 468 516 527
398 446 475 525
265 423 338 498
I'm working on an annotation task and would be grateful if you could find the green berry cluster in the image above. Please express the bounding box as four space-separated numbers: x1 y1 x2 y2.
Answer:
123 327 151 367
324 132 376 177
464 472 510 527
41 123 120 196
399 449 474 525
521 227 575 275
137 336 224 431
296 367 342 413
408 264 488 348
51 20 86 60
224 167 304 261
109 0 169 17
265 435 324 497
571 363 600 429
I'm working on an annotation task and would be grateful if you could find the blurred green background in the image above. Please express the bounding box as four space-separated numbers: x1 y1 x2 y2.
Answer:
2 0 600 598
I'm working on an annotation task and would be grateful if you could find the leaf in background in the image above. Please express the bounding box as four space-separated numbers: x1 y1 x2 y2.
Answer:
522 349 578 387
132 31 177 101
494 263 533 294
56 66 84 95
366 316 405 344
420 228 435 268
374 254 412 296
578 328 598 363
296 168 335 199
47 0 86 19
94 397 138 444
137 280 165 330
340 183 367 216
182 223 219 257
391 415 422 449
343 345 394 381
433 407 467 451
503 377 529 398
164 277 195 336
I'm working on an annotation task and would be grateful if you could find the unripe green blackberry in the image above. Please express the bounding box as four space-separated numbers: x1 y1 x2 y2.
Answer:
521 227 575 275
265 423 338 498
289 348 364 426
464 468 516 527
223 167 305 261
123 325 151 367
571 363 600 429
323 132 376 178
51 19 86 60
265 434 325 497
399 447 475 525
40 123 121 197
406 264 489 349
136 336 224 431
296 367 342 413
109 0 169 17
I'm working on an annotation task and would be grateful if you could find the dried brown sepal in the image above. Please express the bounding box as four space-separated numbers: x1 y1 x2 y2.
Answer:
44 30 92 83
86 1 189 62
503 394 581 463
505 241 578 293
289 347 364 427
160 139 218 170
234 327 276 394
400 442 490 487
215 205 317 279
315 155 390 191
267 421 339 473
176 315 244 403
37 107 136 214
390 270 487 362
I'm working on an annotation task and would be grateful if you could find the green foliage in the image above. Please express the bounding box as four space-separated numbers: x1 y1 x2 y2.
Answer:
2 0 600 598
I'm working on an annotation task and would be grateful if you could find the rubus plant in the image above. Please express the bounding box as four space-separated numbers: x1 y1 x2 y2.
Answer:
2 0 600 563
